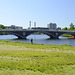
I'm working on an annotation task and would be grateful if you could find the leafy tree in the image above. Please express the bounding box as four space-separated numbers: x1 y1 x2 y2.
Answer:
0 24 5 29
62 27 68 30
69 23 74 30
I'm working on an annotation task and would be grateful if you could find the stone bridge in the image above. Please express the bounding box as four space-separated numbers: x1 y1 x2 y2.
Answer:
0 29 75 39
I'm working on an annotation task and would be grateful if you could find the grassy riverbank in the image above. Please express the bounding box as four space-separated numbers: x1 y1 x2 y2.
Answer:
61 34 72 37
0 40 75 75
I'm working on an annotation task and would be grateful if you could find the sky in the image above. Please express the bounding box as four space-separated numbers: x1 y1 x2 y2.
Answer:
0 0 75 29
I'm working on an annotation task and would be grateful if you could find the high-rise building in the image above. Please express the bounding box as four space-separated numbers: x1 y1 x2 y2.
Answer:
47 23 57 30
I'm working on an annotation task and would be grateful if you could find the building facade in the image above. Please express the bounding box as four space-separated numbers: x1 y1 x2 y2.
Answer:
5 25 23 29
47 23 57 30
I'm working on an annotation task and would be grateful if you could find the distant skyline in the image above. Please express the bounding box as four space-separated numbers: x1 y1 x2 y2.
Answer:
0 0 75 28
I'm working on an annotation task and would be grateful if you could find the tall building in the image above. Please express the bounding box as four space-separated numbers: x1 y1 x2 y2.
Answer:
47 23 57 30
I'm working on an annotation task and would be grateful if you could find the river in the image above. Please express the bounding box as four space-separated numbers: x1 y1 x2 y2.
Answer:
0 34 75 46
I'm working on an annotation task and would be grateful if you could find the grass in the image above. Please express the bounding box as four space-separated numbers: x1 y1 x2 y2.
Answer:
61 34 72 37
0 40 75 75
0 69 45 75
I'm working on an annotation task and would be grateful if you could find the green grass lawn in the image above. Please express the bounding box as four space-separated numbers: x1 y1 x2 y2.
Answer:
0 40 75 75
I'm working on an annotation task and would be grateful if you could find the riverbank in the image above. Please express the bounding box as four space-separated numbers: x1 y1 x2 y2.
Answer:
62 34 75 39
0 40 75 75
61 34 72 37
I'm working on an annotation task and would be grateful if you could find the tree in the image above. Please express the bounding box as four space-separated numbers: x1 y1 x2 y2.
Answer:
69 23 74 30
62 27 68 30
0 24 5 29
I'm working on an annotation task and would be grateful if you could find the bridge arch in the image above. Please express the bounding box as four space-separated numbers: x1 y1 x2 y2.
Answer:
26 31 58 39
0 32 25 39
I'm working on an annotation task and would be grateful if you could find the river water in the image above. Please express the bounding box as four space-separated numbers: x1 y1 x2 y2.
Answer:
0 34 75 46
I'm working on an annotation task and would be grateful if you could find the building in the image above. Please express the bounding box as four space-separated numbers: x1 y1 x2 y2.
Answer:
5 25 23 29
47 23 57 30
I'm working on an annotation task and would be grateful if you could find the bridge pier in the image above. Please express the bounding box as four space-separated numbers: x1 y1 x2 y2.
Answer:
50 36 59 39
18 36 26 39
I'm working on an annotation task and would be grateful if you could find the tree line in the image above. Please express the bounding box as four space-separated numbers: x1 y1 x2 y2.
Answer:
62 23 75 30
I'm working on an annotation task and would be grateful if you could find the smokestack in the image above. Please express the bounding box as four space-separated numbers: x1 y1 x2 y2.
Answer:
29 21 31 29
34 22 36 28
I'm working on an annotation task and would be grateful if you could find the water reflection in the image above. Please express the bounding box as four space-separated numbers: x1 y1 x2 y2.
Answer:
0 34 75 46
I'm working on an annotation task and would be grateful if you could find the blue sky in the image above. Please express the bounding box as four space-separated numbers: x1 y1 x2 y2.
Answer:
0 0 75 28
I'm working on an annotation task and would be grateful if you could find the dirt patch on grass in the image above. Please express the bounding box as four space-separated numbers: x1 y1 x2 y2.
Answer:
0 44 75 54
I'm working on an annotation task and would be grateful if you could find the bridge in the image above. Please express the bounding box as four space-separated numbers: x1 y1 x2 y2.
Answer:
0 29 75 39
